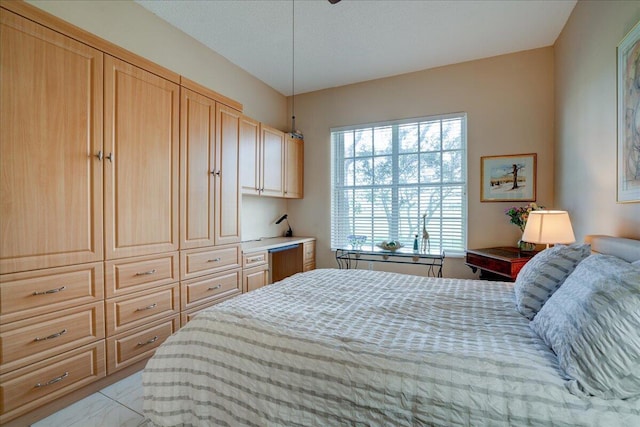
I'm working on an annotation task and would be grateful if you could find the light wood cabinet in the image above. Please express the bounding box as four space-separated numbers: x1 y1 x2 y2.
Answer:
239 119 304 199
0 9 104 275
180 89 241 249
284 134 304 199
243 265 269 293
216 104 242 245
239 116 261 195
303 241 316 271
261 125 285 197
104 55 179 260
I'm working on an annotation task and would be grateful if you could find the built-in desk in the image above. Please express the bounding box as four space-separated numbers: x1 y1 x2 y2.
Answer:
241 237 316 287
335 246 445 277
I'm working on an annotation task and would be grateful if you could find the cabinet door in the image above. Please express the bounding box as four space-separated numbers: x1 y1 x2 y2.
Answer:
260 125 284 197
242 265 269 293
104 56 179 259
284 134 304 199
0 10 103 274
215 104 241 245
239 116 261 195
180 88 216 249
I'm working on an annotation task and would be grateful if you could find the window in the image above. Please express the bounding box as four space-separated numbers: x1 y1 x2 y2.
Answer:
331 113 467 256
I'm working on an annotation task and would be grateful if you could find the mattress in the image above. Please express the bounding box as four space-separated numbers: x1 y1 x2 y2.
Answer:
143 269 640 426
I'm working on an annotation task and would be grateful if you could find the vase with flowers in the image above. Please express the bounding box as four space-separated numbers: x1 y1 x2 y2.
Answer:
505 202 544 251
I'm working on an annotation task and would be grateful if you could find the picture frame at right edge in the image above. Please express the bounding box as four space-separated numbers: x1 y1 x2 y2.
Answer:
617 20 640 203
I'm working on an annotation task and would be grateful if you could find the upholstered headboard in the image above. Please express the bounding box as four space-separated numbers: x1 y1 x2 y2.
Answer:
584 235 640 263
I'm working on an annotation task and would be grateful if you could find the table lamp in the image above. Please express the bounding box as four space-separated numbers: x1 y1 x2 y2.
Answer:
521 210 576 249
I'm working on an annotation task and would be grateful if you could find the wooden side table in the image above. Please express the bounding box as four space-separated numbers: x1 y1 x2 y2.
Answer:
465 247 539 281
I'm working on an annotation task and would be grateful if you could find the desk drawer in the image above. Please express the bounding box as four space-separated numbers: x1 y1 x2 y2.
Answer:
0 341 105 423
303 241 316 264
466 253 512 276
106 315 178 374
181 269 241 310
0 302 104 374
105 283 179 336
242 251 267 268
181 245 240 280
0 263 103 325
105 252 178 298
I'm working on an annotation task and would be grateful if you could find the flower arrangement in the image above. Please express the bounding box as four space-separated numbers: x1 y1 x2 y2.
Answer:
505 202 544 231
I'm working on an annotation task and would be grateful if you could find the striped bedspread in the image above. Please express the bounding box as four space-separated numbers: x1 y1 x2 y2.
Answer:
143 269 640 426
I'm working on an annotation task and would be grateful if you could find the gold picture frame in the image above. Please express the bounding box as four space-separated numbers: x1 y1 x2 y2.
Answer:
617 21 640 203
481 153 537 202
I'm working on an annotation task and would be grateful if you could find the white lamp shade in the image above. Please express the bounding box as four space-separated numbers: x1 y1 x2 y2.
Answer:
521 210 576 245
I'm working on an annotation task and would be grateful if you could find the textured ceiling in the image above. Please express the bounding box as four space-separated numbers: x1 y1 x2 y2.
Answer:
135 0 577 96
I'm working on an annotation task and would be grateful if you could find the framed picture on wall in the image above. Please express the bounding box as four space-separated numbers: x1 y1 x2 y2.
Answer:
617 21 640 203
481 153 537 202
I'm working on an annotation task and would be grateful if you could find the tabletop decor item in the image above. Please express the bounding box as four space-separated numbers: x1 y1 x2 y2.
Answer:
505 202 544 251
346 234 367 249
376 240 404 252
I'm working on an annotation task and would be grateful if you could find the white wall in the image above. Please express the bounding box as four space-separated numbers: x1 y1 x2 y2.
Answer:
288 48 555 278
555 0 640 240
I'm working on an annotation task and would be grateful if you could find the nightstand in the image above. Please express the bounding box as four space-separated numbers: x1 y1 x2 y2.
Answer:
465 247 539 281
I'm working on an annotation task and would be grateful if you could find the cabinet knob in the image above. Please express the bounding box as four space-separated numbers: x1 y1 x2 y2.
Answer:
105 152 114 163
211 170 221 176
96 151 104 161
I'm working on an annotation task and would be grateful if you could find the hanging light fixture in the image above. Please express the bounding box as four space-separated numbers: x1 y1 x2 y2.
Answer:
290 0 303 139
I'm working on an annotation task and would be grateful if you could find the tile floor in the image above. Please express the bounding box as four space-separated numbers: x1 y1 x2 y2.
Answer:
32 370 146 427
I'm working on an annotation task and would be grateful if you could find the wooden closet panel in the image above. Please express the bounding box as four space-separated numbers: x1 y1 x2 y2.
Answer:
239 115 261 195
260 125 284 197
0 9 103 274
215 104 241 245
104 55 179 259
180 88 216 249
284 134 304 199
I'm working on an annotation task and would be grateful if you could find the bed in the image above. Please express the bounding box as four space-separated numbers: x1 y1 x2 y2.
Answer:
142 236 640 426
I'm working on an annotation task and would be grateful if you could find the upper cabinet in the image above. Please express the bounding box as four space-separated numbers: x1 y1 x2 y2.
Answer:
261 125 285 197
239 116 261 196
284 134 304 199
104 55 180 260
180 85 241 250
240 120 303 199
0 10 104 274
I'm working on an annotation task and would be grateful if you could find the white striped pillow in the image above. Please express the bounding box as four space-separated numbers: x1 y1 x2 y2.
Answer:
514 243 591 320
530 254 640 399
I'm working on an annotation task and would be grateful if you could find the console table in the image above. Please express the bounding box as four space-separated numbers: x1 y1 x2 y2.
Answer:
465 247 538 281
335 246 445 277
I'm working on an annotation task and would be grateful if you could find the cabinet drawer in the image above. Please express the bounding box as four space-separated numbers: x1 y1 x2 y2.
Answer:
181 269 241 310
181 245 240 280
181 296 235 327
466 253 513 276
303 261 316 272
0 341 105 423
0 262 103 325
242 264 269 293
105 252 178 298
106 315 179 374
303 241 316 264
242 250 267 268
105 283 179 336
0 302 104 374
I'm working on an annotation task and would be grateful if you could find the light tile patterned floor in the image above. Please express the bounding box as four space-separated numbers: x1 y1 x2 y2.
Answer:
32 371 145 427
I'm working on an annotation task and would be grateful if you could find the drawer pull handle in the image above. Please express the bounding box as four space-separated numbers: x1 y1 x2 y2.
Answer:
34 329 67 342
35 371 69 388
137 335 159 346
248 256 263 262
135 269 156 276
207 257 222 263
208 284 222 291
135 303 157 312
32 286 66 296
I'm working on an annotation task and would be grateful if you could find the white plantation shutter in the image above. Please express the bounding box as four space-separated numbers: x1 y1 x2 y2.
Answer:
331 113 467 256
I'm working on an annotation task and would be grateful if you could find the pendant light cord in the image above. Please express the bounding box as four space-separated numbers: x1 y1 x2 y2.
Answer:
291 0 296 132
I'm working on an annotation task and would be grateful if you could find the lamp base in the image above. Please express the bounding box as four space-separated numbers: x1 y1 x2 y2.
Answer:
284 227 293 237
518 239 536 252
